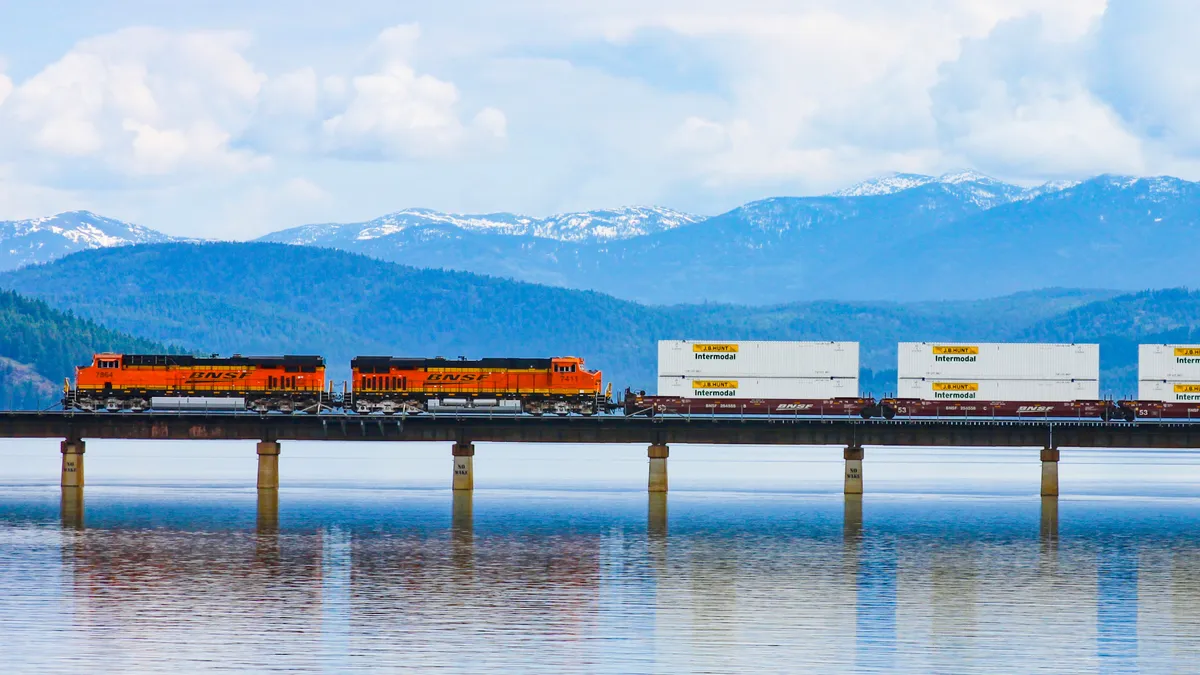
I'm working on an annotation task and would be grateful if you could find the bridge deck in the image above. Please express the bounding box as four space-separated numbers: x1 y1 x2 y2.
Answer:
3 411 1200 448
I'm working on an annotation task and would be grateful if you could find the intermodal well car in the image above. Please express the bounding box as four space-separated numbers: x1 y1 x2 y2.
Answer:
622 390 882 418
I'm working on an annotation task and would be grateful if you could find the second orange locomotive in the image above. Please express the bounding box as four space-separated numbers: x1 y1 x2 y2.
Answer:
350 356 606 415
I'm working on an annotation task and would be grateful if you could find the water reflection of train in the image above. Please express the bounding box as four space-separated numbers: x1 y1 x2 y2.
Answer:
60 341 1200 421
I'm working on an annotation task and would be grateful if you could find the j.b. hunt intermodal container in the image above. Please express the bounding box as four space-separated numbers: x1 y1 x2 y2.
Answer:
657 340 858 378
898 342 1099 380
1137 381 1200 403
1139 344 1200 381
897 377 1100 402
657 375 859 399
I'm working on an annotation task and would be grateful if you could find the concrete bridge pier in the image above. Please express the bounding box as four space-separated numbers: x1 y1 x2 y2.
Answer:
453 441 475 491
257 440 281 490
844 446 864 495
61 440 85 488
1040 447 1060 497
648 443 669 492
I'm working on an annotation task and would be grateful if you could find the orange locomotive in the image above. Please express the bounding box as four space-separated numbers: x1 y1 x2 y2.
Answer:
64 353 325 412
350 356 608 415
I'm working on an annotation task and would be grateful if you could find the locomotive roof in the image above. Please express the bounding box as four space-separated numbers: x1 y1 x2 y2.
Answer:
351 356 556 370
122 354 325 367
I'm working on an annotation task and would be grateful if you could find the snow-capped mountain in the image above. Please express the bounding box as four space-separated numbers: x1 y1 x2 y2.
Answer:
831 170 1074 209
831 172 937 197
0 211 178 271
258 206 703 248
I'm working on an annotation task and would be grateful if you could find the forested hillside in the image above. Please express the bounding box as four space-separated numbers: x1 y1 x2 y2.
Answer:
0 290 169 409
0 242 1168 395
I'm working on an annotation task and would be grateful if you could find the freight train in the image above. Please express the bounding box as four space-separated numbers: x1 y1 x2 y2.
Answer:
60 342 1200 421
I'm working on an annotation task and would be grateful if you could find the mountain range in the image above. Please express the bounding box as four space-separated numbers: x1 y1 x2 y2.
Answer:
5 170 1199 304
1 241 1194 396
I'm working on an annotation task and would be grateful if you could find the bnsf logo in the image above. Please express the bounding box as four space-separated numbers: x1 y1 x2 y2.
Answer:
1016 405 1053 413
427 373 488 382
187 372 249 380
777 404 814 410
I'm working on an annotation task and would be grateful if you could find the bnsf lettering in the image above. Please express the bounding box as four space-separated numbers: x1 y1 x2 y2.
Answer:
427 373 489 382
777 404 815 411
1016 406 1054 413
187 372 249 380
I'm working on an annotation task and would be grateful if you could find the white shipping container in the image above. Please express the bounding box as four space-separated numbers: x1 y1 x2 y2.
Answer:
897 377 1099 402
1138 344 1200 381
1137 380 1200 402
657 375 859 399
658 340 858 378
897 342 1099 380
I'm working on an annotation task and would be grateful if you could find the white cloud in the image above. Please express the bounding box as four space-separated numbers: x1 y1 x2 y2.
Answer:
8 1 1200 236
0 71 13 112
0 22 505 190
626 1 1116 190
318 24 506 159
1 28 268 179
929 13 1147 179
668 116 728 154
281 177 330 203
1090 0 1200 155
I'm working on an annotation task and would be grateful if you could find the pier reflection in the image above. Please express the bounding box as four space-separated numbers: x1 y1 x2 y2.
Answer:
451 490 474 578
61 487 84 531
648 493 668 572
12 494 1200 672
1040 496 1059 568
255 489 280 565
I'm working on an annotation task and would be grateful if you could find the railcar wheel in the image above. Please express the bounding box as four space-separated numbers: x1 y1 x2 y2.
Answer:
881 405 896 420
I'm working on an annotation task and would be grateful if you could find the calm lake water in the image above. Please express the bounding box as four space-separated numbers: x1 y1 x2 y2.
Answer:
3 440 1200 673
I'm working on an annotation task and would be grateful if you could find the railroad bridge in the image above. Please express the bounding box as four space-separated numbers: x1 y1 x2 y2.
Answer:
5 411 1200 499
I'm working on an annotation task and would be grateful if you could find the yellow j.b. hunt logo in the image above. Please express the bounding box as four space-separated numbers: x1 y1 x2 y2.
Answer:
1173 384 1200 393
693 344 738 353
932 382 979 391
1175 348 1200 356
693 380 738 389
932 345 979 355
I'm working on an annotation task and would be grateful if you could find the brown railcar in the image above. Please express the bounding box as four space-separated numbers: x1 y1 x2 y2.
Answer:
880 398 1124 421
623 391 880 418
1117 400 1200 421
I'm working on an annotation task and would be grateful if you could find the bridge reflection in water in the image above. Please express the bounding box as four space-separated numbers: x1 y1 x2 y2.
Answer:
11 491 1199 672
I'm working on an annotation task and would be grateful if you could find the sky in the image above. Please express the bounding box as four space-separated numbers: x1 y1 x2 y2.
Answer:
0 0 1196 238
